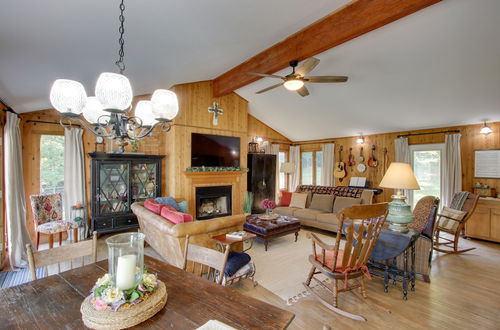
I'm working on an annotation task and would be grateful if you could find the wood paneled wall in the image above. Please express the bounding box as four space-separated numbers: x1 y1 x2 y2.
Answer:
0 105 5 268
294 122 500 203
247 115 291 146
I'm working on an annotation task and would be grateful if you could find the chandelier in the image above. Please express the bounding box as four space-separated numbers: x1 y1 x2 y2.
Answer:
49 0 178 153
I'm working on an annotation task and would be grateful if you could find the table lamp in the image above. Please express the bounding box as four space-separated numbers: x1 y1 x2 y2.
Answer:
280 162 295 191
379 162 420 233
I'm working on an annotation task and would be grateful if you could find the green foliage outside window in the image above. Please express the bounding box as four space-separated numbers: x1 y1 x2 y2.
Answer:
40 135 65 194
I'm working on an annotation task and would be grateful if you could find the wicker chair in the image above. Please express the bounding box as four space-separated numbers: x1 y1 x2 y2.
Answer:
433 193 479 254
304 203 388 321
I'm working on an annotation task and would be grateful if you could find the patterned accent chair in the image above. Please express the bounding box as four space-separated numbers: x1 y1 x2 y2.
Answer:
30 193 79 250
395 196 440 282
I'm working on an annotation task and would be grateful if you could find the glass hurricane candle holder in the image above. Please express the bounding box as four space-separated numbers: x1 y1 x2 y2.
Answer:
106 232 145 290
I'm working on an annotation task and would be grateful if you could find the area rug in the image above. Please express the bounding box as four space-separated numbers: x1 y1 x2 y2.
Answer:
0 267 47 289
246 228 336 305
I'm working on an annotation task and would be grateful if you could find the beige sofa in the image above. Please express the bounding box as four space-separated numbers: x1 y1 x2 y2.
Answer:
131 202 245 268
273 185 374 232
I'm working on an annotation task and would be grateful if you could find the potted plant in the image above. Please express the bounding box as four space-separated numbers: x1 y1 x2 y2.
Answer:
243 192 253 215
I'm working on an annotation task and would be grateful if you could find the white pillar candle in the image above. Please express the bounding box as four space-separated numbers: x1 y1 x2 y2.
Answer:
116 254 137 290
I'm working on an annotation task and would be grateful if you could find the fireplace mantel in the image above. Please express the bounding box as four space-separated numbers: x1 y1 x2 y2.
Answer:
184 171 247 219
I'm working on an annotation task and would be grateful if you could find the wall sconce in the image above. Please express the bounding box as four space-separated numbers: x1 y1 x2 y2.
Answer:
480 121 493 135
356 135 365 144
255 136 263 143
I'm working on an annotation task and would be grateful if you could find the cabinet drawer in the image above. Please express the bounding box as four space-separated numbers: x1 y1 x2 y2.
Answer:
114 217 138 228
94 219 113 230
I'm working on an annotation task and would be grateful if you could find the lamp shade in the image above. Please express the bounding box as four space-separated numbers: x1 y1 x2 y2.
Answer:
379 162 420 190
283 79 304 91
280 162 295 174
50 79 87 116
95 72 133 111
151 89 179 120
134 100 157 127
82 96 106 124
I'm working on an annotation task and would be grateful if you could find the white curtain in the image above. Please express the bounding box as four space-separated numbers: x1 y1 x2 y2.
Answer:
262 141 271 154
63 128 86 220
5 112 32 269
268 144 280 202
394 137 410 197
289 145 301 192
321 143 335 186
442 133 462 208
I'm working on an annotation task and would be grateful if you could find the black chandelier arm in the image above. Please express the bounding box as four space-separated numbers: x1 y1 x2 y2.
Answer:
61 116 116 138
126 120 172 140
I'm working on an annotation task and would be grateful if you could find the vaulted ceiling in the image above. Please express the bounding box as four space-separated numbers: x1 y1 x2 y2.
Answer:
1 0 499 141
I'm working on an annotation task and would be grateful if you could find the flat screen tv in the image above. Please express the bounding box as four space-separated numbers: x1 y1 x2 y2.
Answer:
191 133 240 167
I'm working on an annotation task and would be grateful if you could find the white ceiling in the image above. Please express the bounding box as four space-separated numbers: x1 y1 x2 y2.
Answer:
0 0 349 113
237 0 500 141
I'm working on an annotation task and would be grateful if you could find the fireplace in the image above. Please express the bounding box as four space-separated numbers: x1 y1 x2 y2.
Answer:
195 185 232 220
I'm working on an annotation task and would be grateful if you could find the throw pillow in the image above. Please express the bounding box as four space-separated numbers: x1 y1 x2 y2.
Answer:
333 196 362 213
279 191 292 207
155 197 180 211
144 199 164 215
437 206 467 232
289 192 308 209
309 194 335 213
225 252 251 277
160 207 193 224
177 201 189 214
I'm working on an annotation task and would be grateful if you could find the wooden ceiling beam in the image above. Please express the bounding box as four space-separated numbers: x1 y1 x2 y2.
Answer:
213 0 441 97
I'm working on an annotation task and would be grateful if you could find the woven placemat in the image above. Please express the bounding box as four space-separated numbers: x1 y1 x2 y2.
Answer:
81 280 168 329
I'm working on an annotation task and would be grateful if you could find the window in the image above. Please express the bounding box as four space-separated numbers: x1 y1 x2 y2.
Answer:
40 135 65 194
409 144 444 208
279 151 287 190
301 150 323 185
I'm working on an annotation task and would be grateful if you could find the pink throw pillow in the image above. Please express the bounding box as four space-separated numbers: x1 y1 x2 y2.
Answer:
160 207 193 224
144 199 164 215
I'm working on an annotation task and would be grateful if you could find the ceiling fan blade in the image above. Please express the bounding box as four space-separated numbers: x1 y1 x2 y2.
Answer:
304 76 348 83
295 57 320 76
296 85 309 97
256 82 284 94
247 72 285 79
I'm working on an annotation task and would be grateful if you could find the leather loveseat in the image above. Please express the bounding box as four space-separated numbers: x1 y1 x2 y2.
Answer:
131 202 245 268
273 185 374 232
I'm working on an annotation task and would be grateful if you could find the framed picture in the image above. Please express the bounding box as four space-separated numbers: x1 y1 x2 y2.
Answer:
474 149 500 178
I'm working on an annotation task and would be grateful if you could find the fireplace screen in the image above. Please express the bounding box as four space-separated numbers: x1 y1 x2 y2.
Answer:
195 186 232 220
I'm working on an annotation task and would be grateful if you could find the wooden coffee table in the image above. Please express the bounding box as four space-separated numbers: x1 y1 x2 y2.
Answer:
244 214 301 251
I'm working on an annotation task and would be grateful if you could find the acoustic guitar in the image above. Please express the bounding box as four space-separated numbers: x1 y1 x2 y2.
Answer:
367 145 378 168
334 146 347 182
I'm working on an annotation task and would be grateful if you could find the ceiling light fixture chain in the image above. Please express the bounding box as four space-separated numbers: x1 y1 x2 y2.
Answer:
115 0 126 74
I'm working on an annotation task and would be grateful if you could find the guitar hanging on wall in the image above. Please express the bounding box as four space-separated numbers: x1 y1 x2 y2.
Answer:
334 146 347 182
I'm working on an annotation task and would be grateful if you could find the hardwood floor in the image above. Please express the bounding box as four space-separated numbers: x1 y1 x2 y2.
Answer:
234 234 500 329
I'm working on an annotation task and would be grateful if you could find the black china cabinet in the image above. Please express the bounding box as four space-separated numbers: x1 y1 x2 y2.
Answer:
89 152 164 234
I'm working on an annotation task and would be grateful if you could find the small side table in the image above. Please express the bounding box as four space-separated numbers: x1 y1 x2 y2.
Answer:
212 232 258 286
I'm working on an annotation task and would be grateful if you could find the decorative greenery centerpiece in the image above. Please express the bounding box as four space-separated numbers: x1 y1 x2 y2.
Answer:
186 166 249 172
90 270 158 311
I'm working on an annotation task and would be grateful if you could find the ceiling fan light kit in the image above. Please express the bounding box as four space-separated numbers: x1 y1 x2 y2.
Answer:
49 0 179 153
248 57 348 97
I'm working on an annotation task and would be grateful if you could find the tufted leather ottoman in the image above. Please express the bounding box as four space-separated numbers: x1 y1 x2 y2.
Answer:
244 214 301 251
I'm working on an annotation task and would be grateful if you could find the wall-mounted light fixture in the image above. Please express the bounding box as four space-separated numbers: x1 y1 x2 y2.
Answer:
255 136 264 143
480 121 493 135
356 135 365 144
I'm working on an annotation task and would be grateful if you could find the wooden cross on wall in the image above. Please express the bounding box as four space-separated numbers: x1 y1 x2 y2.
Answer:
208 102 223 126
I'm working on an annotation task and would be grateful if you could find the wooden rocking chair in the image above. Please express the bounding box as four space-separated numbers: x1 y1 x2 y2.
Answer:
304 203 388 321
433 193 479 254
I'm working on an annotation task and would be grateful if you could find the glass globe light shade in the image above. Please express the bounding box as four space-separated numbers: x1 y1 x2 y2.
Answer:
95 72 133 111
82 96 107 124
283 79 304 91
49 79 87 116
134 100 157 127
151 89 179 120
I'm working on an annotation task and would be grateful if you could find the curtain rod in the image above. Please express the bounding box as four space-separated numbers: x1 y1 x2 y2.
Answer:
291 140 335 146
0 97 21 118
25 119 81 127
397 130 460 138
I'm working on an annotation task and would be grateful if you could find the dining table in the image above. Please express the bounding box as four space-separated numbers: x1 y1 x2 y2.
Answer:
0 256 295 329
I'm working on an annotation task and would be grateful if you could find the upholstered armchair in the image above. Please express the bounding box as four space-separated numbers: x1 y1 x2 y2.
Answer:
29 193 79 250
395 196 440 282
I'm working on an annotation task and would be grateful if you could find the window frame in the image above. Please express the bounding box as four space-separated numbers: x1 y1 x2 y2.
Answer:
300 150 322 185
408 143 445 208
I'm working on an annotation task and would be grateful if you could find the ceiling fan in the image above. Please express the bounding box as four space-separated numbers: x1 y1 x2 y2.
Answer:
248 57 348 97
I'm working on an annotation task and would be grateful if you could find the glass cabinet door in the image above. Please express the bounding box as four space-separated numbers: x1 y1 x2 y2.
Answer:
98 162 130 215
131 162 158 202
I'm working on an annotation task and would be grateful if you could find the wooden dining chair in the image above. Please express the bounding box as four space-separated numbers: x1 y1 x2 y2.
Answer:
26 231 98 281
304 203 388 321
182 235 230 285
433 193 479 254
